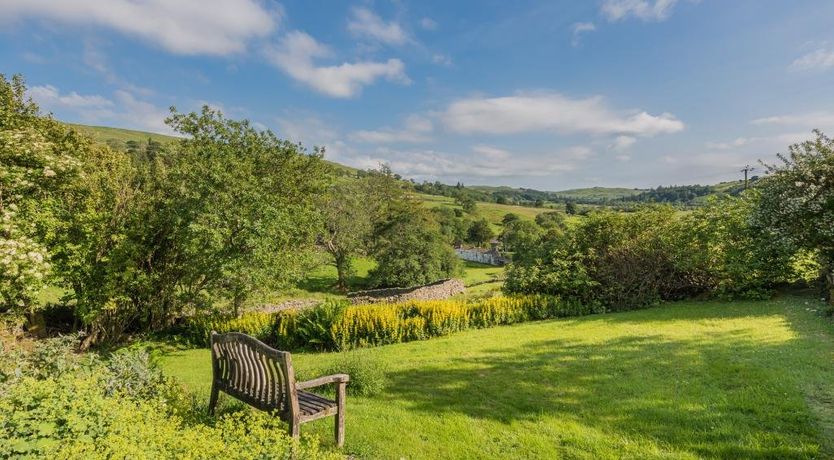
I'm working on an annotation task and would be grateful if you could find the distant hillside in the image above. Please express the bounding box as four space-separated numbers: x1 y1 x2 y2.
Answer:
67 123 178 149
66 122 358 176
68 122 748 208
552 187 645 201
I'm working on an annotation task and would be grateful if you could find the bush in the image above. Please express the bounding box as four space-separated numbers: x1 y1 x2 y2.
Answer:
181 310 278 346
0 340 341 460
182 296 602 352
324 353 387 397
506 203 800 310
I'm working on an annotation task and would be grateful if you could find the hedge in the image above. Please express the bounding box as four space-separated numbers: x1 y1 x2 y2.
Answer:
181 295 604 351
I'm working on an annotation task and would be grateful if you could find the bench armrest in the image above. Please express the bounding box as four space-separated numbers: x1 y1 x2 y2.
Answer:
296 374 350 390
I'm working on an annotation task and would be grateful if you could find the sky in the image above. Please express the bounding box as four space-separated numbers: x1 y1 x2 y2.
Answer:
2 0 834 190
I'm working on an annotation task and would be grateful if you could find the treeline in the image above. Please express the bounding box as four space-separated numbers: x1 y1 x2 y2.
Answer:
504 133 834 309
414 179 748 208
0 75 460 346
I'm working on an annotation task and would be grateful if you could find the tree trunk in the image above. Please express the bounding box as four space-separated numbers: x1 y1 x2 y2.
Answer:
335 254 350 293
821 252 834 306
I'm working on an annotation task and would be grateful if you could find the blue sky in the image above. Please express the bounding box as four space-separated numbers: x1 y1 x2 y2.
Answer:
2 0 834 190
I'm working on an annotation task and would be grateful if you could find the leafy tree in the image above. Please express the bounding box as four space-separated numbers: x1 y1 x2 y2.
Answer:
565 202 578 215
319 181 373 292
431 207 471 246
499 219 542 253
455 195 477 213
754 130 834 303
502 213 520 225
467 218 495 247
368 207 460 288
535 211 566 229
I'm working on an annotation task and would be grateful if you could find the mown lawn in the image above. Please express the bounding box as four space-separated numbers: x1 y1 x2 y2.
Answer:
158 296 834 459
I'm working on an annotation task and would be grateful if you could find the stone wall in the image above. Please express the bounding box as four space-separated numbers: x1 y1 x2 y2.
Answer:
347 278 466 304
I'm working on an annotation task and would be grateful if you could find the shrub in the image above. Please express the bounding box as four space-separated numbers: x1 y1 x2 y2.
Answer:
0 340 341 460
324 353 388 397
182 310 277 346
506 203 800 310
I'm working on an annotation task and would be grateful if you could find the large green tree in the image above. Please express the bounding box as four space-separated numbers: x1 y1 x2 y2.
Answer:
368 207 461 288
319 180 373 291
754 130 834 303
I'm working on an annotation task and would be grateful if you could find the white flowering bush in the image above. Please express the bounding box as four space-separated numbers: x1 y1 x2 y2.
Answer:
0 75 80 314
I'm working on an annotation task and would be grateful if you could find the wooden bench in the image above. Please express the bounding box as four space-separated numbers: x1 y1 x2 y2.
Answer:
208 331 350 447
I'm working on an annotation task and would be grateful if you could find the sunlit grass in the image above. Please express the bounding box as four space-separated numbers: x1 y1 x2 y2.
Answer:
159 295 834 459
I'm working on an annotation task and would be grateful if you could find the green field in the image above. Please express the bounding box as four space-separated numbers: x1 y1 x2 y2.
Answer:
160 295 834 459
551 186 645 201
418 193 554 231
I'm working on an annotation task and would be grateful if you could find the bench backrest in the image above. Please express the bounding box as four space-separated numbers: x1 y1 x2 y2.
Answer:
209 332 300 417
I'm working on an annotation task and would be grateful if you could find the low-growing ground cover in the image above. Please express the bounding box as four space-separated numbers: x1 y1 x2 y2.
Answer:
160 295 834 459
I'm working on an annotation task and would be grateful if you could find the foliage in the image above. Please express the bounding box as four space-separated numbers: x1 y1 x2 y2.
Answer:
368 207 461 288
2 75 330 345
677 194 797 298
0 341 339 459
330 295 602 350
754 130 834 302
0 74 83 314
506 204 798 310
466 218 494 247
534 211 566 229
182 310 278 346
318 180 373 291
323 353 388 396
498 219 542 253
431 206 471 246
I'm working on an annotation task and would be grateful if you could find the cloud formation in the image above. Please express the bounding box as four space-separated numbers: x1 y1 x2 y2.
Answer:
751 111 834 127
440 93 684 137
571 22 596 46
0 0 277 55
27 84 174 134
351 115 433 143
347 7 408 45
264 31 409 98
348 145 580 180
788 49 834 72
601 0 682 22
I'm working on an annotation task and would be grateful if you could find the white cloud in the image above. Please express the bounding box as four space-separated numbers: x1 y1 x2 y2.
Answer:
705 137 752 150
420 17 438 31
441 92 684 137
788 49 834 72
351 115 433 143
347 145 580 180
472 145 511 160
601 0 682 22
571 22 596 46
751 111 834 128
264 31 409 98
28 84 113 110
0 0 277 55
27 84 174 135
347 7 408 45
432 54 453 66
611 135 637 150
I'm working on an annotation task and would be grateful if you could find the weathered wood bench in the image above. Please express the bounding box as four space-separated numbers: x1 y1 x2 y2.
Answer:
208 331 350 446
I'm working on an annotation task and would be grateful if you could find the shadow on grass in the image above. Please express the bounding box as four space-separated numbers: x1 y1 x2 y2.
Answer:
381 311 820 458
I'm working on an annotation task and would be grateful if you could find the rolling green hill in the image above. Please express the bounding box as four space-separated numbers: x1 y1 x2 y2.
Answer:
66 122 359 176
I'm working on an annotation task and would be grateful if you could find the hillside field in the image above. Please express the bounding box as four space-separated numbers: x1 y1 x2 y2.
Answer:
160 295 834 459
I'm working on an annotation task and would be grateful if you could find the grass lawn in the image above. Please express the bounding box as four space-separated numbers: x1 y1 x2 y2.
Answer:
159 295 834 459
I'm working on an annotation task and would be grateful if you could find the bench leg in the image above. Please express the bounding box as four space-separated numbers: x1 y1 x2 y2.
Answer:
335 381 346 447
208 382 219 416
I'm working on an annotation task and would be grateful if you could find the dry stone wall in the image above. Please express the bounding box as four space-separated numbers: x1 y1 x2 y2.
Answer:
347 278 466 304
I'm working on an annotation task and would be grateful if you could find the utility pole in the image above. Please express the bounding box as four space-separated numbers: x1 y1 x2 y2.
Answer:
740 165 755 189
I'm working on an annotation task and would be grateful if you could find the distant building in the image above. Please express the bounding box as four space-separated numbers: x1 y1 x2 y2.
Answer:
454 245 508 266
